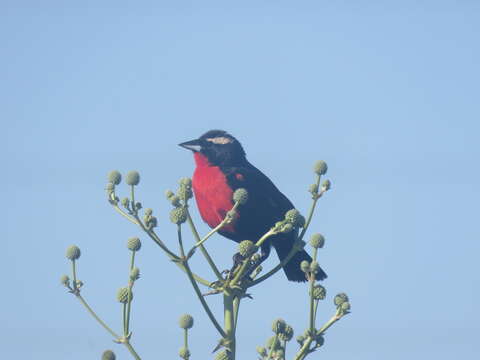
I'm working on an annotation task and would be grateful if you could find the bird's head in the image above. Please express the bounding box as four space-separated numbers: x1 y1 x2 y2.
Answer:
179 130 246 166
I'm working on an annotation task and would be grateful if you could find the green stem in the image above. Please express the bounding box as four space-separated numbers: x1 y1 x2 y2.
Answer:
123 303 127 336
267 334 279 360
71 260 77 289
126 251 136 335
178 225 185 258
130 185 136 214
298 175 322 241
178 223 226 338
224 291 236 360
130 251 136 270
185 210 223 281
184 328 188 348
232 296 241 335
293 336 313 360
317 314 343 336
309 275 315 333
124 340 142 360
75 294 120 339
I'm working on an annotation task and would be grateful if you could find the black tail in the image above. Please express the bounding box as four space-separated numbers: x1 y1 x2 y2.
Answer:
273 240 327 282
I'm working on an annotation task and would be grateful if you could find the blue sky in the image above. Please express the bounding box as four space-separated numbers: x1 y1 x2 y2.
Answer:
2 1 479 359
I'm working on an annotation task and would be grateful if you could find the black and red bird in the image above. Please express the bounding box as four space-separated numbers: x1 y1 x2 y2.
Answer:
179 130 327 282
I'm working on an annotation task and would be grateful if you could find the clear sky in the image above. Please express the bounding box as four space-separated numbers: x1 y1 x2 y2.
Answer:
2 1 479 359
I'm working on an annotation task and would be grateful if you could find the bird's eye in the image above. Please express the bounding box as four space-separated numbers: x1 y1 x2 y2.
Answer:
205 137 232 145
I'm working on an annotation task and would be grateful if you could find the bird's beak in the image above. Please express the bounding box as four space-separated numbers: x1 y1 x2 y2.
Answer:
179 139 202 152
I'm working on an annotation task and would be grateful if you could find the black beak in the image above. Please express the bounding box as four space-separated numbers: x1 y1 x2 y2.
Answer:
179 139 202 152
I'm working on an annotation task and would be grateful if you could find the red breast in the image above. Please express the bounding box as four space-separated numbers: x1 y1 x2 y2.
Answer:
192 152 236 232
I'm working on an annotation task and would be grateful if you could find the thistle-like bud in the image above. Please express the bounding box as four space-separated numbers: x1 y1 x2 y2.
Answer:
170 207 187 224
60 274 70 286
233 188 248 204
116 287 133 304
169 195 181 207
309 233 325 249
144 208 153 216
130 267 140 281
165 190 175 199
179 177 192 187
310 261 321 274
256 346 267 357
308 183 319 194
102 350 116 360
121 197 130 207
178 314 194 329
238 240 255 257
127 237 141 251
66 245 81 260
178 347 190 359
125 171 140 186
108 171 122 185
279 325 294 342
322 179 331 191
215 350 230 360
285 209 301 226
341 301 351 312
300 260 310 273
334 293 349 306
178 185 193 201
310 284 326 300
272 318 286 334
313 160 328 175
145 215 158 228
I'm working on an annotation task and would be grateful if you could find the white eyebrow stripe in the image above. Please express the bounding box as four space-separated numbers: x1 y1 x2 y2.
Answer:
206 137 232 144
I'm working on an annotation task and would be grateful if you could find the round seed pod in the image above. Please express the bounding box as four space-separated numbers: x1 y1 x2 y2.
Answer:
313 160 328 175
170 207 187 224
238 240 255 257
272 318 286 334
334 293 349 306
116 287 133 304
102 350 116 360
107 171 122 185
60 274 70 286
125 171 140 186
300 260 310 273
66 245 81 260
178 347 190 359
178 314 194 329
309 233 325 249
127 237 141 251
232 188 248 204
310 284 326 300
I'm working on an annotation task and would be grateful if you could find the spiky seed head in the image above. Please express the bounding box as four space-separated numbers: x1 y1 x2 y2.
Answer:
266 335 280 350
179 177 192 187
60 274 70 286
107 171 122 185
170 207 187 224
102 350 116 360
309 233 325 249
310 284 327 300
272 318 287 334
66 245 81 260
144 208 153 216
313 160 328 175
256 346 267 357
341 301 351 312
300 260 310 273
178 185 193 201
308 183 319 194
334 293 349 306
130 267 140 281
233 188 248 204
178 347 190 359
165 190 175 199
125 171 140 186
121 197 129 207
285 209 301 225
279 325 294 342
116 287 133 303
322 179 331 191
178 314 194 329
127 237 141 251
105 182 115 191
238 240 255 257
215 350 230 360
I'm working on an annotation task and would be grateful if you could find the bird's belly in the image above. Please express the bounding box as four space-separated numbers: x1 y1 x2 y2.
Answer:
192 165 236 233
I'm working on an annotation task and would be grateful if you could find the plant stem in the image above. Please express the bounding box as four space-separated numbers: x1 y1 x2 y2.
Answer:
75 294 120 339
293 336 313 360
178 223 226 337
232 296 241 335
124 340 142 360
71 260 77 289
184 328 188 348
298 175 322 241
317 313 343 336
125 251 136 335
186 210 223 281
267 334 279 359
309 274 315 333
223 291 236 360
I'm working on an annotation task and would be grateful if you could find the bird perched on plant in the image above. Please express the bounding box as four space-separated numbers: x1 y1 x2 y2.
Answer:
179 130 327 282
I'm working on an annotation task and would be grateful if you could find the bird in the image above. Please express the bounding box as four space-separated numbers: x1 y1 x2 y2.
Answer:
179 129 327 282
